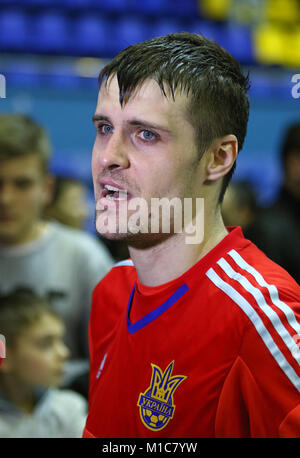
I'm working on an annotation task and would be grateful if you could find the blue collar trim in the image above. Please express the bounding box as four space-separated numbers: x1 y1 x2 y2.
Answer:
127 283 189 334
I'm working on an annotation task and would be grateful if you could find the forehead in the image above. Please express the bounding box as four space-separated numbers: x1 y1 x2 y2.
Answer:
0 154 44 177
96 75 190 123
22 313 64 340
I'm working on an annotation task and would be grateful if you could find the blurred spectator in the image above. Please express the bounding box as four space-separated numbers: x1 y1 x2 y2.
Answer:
223 124 300 284
0 114 114 395
222 180 258 239
44 176 90 230
0 289 87 438
248 122 300 283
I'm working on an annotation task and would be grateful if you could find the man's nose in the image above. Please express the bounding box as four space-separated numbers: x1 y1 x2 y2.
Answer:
93 131 130 171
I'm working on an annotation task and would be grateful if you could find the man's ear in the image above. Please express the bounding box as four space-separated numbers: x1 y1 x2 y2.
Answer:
205 135 238 183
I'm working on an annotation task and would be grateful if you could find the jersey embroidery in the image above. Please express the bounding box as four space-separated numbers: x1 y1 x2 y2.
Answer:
137 361 187 431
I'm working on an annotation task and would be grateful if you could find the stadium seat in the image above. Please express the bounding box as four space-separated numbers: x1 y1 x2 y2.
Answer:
110 17 150 54
72 15 109 56
224 24 254 64
166 0 199 17
23 0 54 5
128 0 168 15
89 0 128 12
60 0 93 8
0 9 28 50
187 20 221 43
152 18 185 38
30 11 69 53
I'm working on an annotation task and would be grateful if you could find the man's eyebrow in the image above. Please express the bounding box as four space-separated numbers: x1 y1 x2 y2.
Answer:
128 119 171 133
92 114 111 124
92 114 171 133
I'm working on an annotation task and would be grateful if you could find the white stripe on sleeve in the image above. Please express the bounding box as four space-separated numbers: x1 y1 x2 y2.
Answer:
206 267 300 392
228 249 300 337
217 257 300 366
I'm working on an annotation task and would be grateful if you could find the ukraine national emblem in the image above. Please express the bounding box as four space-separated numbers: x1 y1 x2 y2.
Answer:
137 361 187 431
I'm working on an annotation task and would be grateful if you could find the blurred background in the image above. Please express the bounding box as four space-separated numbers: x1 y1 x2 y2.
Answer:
0 0 299 232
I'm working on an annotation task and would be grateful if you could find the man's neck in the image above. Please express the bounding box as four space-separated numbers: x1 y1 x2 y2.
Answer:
128 210 228 287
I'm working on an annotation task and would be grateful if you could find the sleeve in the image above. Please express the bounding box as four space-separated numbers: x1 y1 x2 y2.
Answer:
215 317 300 437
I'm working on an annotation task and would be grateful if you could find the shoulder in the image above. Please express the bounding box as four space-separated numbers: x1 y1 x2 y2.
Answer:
206 241 300 393
48 221 114 265
206 241 300 304
49 221 107 252
93 258 136 296
91 258 136 324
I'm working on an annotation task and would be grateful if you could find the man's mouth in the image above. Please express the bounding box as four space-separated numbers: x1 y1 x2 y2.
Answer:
102 184 130 201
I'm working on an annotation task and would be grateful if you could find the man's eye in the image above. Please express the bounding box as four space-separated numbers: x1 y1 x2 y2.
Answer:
98 124 113 135
15 179 33 189
139 130 157 141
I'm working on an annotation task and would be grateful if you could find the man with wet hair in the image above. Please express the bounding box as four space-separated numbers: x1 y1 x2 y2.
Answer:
84 33 300 438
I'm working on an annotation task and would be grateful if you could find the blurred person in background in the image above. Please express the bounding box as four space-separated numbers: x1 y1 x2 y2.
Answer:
0 114 114 398
273 122 300 227
245 123 300 284
0 289 87 438
222 180 258 239
44 174 130 263
44 175 90 230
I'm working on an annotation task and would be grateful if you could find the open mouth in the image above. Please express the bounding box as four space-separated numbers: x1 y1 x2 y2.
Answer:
102 185 129 201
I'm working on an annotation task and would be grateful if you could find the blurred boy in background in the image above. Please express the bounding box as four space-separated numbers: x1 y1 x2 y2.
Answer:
222 123 300 284
0 114 114 394
0 289 87 438
44 175 90 231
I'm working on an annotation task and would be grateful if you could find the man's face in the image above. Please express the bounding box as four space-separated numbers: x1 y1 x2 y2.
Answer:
3 313 69 388
0 154 50 245
92 76 206 242
52 181 89 230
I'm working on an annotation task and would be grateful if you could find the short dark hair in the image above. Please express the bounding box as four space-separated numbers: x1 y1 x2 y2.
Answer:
280 122 300 170
0 288 59 348
0 114 51 173
99 32 250 202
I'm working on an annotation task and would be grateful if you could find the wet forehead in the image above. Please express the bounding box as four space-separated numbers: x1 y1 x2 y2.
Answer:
96 75 190 127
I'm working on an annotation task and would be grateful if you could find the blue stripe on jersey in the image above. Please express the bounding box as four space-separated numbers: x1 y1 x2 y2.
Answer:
127 283 189 334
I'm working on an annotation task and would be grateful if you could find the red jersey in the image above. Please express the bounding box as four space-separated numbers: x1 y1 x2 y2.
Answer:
83 227 300 438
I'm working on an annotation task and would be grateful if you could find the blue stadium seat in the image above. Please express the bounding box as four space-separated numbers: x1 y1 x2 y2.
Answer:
60 0 93 8
110 17 150 54
128 0 168 15
224 24 254 64
0 9 28 50
186 20 222 43
30 11 69 53
165 0 199 17
90 0 128 12
72 15 109 56
152 18 185 38
23 0 54 5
